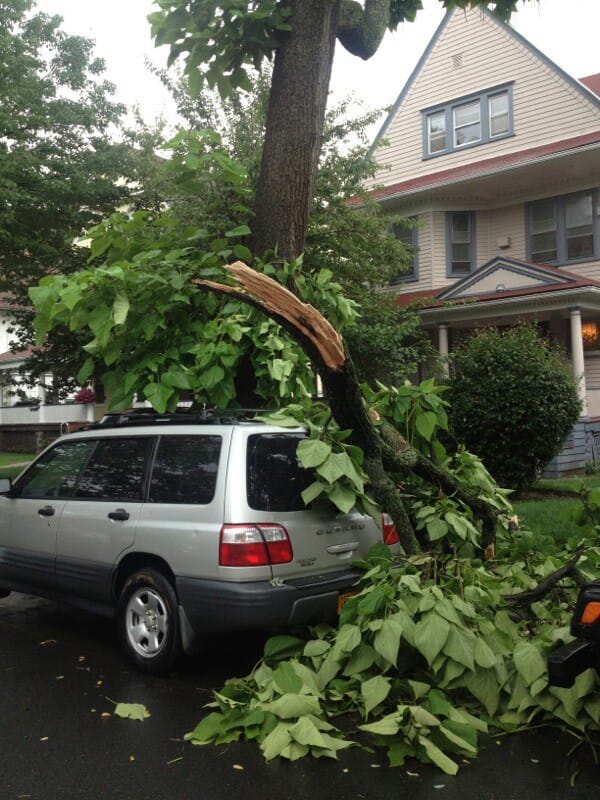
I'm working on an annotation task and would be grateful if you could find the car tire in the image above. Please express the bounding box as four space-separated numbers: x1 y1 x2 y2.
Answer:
117 568 182 675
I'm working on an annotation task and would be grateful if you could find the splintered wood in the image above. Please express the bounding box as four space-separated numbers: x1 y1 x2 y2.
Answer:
194 261 346 371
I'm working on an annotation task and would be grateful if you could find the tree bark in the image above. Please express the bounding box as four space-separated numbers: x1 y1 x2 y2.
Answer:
337 0 391 59
251 0 340 261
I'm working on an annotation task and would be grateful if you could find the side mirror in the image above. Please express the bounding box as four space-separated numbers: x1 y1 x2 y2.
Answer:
0 478 13 495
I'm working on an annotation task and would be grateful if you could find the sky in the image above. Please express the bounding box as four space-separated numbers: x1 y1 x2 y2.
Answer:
34 0 600 132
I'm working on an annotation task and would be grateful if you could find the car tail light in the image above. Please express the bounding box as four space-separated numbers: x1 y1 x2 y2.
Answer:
581 601 600 625
219 524 293 567
381 513 399 545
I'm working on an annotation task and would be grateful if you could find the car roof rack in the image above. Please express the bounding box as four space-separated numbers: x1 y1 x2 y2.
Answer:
83 407 272 430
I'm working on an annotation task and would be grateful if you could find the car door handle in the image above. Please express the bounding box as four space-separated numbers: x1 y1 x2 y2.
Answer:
38 505 55 517
108 508 130 521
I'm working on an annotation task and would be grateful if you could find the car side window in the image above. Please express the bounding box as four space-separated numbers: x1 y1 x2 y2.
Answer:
148 435 222 504
75 437 150 501
17 440 95 499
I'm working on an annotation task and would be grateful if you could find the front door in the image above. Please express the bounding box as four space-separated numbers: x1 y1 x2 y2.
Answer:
0 439 94 590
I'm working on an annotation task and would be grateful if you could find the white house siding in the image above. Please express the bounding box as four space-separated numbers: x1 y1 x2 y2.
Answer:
369 8 600 190
0 307 12 353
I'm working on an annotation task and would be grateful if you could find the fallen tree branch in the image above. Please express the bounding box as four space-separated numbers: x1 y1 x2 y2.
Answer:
194 261 345 371
503 551 584 606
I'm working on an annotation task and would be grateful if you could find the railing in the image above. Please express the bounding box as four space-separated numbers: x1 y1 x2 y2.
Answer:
0 403 94 425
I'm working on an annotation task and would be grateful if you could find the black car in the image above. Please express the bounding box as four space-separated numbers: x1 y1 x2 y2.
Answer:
547 581 600 688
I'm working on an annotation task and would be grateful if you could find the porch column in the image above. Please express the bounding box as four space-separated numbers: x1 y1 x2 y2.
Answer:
438 323 450 379
38 381 47 424
569 307 588 416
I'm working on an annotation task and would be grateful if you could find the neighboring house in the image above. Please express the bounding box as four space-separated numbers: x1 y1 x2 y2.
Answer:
366 7 600 476
0 297 98 428
0 296 37 407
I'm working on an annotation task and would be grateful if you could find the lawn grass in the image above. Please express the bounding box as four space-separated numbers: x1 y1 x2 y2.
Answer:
0 452 34 467
532 476 600 494
512 497 584 544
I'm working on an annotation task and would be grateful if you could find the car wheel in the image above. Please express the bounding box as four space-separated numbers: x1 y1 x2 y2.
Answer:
117 568 181 675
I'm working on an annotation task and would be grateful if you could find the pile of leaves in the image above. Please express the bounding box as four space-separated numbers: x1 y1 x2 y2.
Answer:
184 392 600 773
185 538 599 773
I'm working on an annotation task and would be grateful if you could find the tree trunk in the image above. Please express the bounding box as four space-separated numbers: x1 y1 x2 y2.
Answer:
251 0 340 261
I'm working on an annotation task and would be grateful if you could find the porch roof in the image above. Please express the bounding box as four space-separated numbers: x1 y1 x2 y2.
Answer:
395 257 600 326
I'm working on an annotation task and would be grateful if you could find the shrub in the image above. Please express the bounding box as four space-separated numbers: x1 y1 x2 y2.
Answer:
446 324 581 490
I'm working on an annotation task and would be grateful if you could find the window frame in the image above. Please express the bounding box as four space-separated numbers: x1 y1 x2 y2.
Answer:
526 189 600 266
422 83 514 159
446 211 476 277
389 217 419 285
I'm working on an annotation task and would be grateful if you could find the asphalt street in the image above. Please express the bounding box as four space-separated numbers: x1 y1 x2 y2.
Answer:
0 592 598 800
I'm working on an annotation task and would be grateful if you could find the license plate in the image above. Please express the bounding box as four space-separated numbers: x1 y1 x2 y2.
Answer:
337 592 356 614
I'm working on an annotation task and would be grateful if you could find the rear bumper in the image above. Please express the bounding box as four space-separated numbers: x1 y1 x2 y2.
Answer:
176 569 362 637
547 639 599 688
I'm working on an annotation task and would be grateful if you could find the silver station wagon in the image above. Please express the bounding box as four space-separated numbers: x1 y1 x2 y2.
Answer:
0 410 397 673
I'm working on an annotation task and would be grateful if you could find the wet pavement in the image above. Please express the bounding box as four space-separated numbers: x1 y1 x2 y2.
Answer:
0 592 598 800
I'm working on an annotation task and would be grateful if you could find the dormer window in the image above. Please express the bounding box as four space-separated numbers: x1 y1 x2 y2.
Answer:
423 83 513 158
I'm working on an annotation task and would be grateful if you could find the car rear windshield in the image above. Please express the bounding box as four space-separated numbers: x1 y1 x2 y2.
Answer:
246 433 313 512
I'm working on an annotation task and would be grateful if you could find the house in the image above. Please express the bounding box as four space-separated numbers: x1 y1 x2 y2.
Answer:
366 7 600 476
0 298 99 441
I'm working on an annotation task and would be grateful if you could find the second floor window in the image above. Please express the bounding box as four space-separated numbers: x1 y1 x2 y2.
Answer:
528 190 598 265
423 84 513 157
389 219 419 283
447 211 475 276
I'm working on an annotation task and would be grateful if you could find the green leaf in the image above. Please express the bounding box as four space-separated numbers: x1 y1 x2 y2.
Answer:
301 481 325 505
415 411 437 441
264 636 305 662
359 714 400 736
316 452 348 484
464 668 500 717
261 722 293 760
513 642 547 685
474 638 497 669
303 640 330 659
444 627 476 672
113 702 150 721
76 357 95 384
297 439 331 468
326 482 356 514
414 613 450 667
361 675 391 715
272 662 303 695
112 292 130 326
419 735 459 775
373 615 403 666
336 624 362 654
143 382 174 414
267 694 321 720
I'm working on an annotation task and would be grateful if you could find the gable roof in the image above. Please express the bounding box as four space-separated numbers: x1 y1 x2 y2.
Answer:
396 257 600 310
372 9 600 154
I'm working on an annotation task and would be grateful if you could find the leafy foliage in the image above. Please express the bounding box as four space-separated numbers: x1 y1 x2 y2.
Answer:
185 532 599 772
0 0 140 392
149 1 524 101
446 324 582 490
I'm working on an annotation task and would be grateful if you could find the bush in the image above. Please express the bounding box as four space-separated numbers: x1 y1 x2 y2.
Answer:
446 324 581 490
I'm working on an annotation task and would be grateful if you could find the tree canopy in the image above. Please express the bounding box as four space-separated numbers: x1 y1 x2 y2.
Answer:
0 0 136 388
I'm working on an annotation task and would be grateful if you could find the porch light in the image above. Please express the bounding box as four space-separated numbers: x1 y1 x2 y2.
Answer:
581 320 599 348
